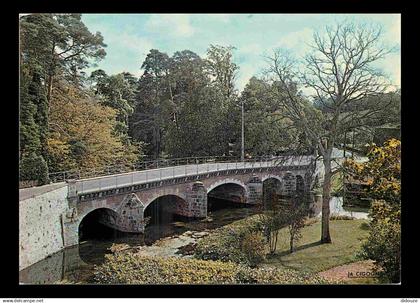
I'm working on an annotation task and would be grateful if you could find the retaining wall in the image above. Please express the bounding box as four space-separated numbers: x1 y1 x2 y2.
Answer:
19 185 68 271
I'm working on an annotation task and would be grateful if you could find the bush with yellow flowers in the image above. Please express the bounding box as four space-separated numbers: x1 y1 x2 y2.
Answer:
345 139 401 283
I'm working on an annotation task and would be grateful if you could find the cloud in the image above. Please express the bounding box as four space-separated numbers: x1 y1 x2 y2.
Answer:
145 14 195 38
274 27 314 57
380 53 401 88
236 61 263 91
384 16 401 47
238 43 263 55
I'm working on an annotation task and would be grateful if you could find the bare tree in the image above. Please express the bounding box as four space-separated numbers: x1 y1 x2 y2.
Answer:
264 22 395 243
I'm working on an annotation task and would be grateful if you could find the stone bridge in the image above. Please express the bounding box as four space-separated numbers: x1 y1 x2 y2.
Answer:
61 156 317 247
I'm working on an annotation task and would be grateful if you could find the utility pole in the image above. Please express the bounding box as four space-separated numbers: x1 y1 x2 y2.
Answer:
241 99 245 162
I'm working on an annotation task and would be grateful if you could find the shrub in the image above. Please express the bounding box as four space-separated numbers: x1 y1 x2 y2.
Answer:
235 266 331 285
194 215 265 266
361 200 401 283
241 232 267 267
93 253 330 284
19 153 49 185
94 254 239 284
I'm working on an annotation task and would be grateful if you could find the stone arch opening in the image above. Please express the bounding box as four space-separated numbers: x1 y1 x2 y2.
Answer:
263 177 282 207
207 182 247 211
296 175 305 194
143 195 189 241
78 208 119 242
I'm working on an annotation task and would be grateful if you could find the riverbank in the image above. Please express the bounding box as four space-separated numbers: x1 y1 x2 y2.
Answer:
91 218 373 285
109 230 211 259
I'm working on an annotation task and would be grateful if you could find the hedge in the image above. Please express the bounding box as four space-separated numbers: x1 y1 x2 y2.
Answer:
93 253 329 285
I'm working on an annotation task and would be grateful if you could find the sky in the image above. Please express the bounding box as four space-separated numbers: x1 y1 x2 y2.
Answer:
82 14 401 92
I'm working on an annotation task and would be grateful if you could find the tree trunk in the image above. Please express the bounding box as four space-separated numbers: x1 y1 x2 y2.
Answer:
47 74 53 104
290 235 294 253
46 42 56 106
321 152 332 243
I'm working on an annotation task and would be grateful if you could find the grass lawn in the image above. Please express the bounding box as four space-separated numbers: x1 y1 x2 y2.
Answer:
260 219 370 274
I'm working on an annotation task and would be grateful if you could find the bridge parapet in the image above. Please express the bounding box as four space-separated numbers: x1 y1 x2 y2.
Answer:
72 156 315 202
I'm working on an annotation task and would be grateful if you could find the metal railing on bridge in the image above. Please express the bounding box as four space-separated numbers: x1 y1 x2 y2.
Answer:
48 154 314 184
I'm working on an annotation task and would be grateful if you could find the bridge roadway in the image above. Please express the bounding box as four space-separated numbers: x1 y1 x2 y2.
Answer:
73 156 314 196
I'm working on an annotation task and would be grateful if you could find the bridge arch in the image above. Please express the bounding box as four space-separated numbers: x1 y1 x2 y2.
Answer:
296 174 305 194
77 205 117 226
206 179 247 195
77 207 119 242
261 174 282 183
262 176 283 205
143 194 187 212
143 191 187 209
207 179 248 210
143 194 189 227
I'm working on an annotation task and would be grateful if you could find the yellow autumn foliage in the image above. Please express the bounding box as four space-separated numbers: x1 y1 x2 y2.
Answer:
47 82 139 173
344 139 400 203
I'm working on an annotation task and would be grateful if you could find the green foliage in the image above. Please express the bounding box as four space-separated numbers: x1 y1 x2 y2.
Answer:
259 196 310 254
344 139 401 204
240 232 267 266
345 139 401 283
131 46 241 159
286 203 308 253
19 13 107 182
239 77 302 156
20 77 41 157
19 153 49 185
91 71 136 143
361 201 400 283
47 82 140 173
194 215 265 266
93 254 329 284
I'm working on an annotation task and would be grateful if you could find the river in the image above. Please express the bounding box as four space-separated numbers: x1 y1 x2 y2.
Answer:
19 194 368 284
19 198 262 284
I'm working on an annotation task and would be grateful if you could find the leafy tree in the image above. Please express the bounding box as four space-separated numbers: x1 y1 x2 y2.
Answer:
130 49 172 158
239 77 301 156
19 152 49 185
285 202 308 253
19 67 49 185
344 139 400 203
264 22 395 243
20 71 42 158
19 13 107 182
163 50 228 157
47 81 139 173
90 71 136 143
205 45 240 156
361 200 400 283
20 14 106 103
131 47 239 159
345 139 401 282
205 45 238 99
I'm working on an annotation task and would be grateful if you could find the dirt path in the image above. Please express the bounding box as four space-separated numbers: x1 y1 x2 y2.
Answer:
318 260 377 283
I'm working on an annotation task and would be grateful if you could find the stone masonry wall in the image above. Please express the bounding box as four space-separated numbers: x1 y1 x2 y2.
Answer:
19 185 68 271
